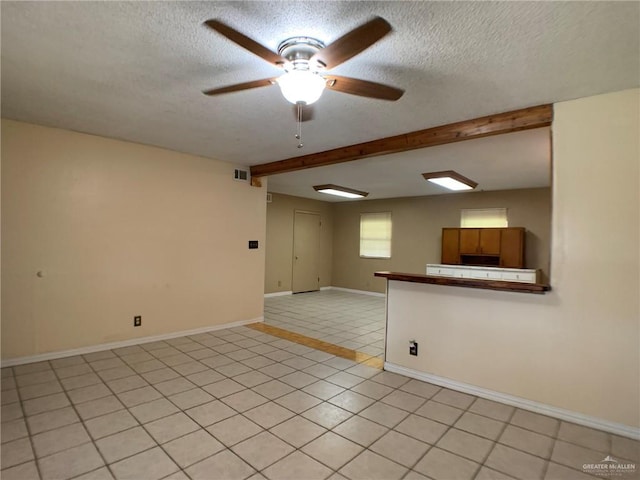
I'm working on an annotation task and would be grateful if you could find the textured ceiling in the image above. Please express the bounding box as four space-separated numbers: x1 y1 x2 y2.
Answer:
1 1 638 197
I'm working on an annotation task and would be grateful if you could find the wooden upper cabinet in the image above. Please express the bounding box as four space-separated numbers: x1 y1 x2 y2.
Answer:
459 229 480 254
499 228 525 268
441 227 525 268
441 228 460 264
458 228 501 255
479 229 501 255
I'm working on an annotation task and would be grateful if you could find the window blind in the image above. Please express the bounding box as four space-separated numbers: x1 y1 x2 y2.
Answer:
461 208 508 228
360 212 392 258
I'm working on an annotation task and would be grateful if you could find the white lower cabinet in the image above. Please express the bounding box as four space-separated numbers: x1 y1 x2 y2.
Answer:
426 264 538 284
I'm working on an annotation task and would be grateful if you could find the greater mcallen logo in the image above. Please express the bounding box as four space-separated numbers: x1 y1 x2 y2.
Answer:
583 456 637 477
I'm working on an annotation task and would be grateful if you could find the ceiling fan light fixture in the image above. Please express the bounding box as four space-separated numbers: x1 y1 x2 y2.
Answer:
277 70 326 105
313 184 369 199
422 170 478 191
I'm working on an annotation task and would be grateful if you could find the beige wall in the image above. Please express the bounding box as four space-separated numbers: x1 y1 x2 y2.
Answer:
385 89 639 429
1 120 267 359
332 188 552 293
265 193 333 293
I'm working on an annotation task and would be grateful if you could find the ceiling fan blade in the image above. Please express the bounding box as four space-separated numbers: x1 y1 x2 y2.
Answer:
311 17 392 70
325 75 404 101
203 78 277 96
204 19 287 67
292 104 315 122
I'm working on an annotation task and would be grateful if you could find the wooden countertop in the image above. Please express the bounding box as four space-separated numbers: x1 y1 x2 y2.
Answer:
374 271 551 294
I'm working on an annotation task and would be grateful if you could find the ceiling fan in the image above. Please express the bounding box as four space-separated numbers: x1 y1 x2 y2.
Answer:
202 17 404 107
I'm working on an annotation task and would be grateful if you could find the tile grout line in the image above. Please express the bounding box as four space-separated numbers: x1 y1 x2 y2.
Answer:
12 368 45 480
472 400 519 479
81 328 354 477
392 388 441 480
113 335 256 478
539 416 562 480
405 388 479 478
78 353 153 480
86 335 246 477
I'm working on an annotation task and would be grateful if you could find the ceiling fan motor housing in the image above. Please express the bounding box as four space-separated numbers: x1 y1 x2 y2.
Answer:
277 37 326 71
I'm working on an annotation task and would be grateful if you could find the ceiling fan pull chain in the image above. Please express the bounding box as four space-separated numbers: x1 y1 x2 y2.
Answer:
296 102 304 148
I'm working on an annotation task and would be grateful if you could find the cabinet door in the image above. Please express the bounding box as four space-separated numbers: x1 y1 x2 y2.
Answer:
500 228 524 268
459 229 480 254
479 229 501 255
441 228 460 264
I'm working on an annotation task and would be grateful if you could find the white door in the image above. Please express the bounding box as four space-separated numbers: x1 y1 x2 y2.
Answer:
292 211 321 293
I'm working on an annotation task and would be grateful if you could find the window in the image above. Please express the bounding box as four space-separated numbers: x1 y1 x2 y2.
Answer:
360 212 392 258
461 208 508 228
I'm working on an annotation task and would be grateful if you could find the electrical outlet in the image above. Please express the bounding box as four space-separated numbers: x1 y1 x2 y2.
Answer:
409 340 418 356
134 316 142 327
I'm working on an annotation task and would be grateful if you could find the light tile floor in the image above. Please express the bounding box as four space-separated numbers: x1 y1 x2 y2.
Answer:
265 290 386 358
2 324 638 480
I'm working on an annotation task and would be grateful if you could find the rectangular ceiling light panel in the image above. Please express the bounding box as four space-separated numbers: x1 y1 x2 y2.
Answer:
422 170 478 191
313 184 369 199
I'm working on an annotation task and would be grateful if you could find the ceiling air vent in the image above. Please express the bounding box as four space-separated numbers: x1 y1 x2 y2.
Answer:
266 193 273 203
233 168 249 182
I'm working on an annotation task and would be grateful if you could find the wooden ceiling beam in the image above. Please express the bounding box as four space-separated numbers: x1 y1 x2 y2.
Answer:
250 104 552 179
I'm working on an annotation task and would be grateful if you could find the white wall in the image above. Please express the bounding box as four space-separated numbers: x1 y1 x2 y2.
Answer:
385 89 640 430
2 120 267 359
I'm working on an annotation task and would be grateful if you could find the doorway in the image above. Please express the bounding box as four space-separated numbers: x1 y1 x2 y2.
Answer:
292 211 320 293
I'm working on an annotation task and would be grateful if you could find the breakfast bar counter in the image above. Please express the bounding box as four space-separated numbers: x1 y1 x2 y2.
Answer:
374 271 551 294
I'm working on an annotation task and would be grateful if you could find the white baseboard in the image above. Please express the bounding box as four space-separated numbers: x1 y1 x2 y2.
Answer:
324 286 386 298
384 362 640 440
1 317 264 368
264 291 293 298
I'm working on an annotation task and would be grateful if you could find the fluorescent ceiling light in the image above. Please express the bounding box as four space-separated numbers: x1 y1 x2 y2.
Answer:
313 184 369 199
277 70 326 105
422 170 478 191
